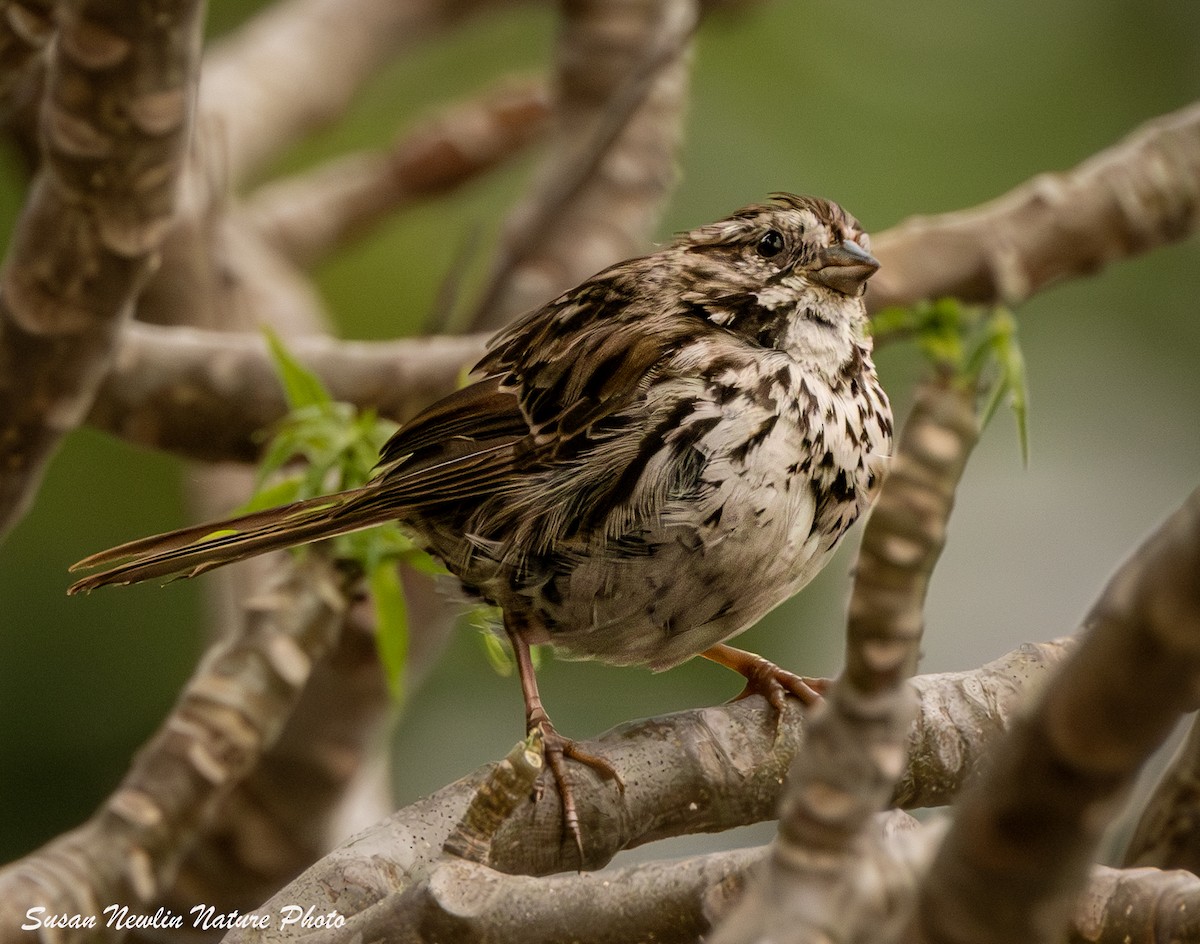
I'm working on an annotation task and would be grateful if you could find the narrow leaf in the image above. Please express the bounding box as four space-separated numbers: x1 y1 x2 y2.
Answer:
264 327 332 410
371 562 409 699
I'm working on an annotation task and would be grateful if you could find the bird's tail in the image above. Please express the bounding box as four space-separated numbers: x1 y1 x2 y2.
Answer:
68 486 399 594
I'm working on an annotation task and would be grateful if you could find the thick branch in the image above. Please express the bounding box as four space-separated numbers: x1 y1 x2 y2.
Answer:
868 98 1200 313
220 640 1068 929
711 375 980 944
0 0 201 535
222 821 1200 944
1070 866 1200 944
0 0 51 123
1122 713 1200 872
897 639 1075 810
913 487 1200 944
0 556 353 944
65 101 1200 465
88 323 487 462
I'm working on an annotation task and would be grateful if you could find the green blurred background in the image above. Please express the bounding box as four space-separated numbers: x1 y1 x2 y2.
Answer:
2 0 1198 863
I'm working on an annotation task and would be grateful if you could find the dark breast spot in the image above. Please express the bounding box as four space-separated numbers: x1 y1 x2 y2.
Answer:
729 413 779 463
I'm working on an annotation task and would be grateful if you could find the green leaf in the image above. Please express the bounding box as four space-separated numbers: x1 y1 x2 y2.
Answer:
968 307 1030 464
264 327 331 410
250 330 471 700
370 562 408 699
867 304 920 339
479 628 513 676
886 300 1031 465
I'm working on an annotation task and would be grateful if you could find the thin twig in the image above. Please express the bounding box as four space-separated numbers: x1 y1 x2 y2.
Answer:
466 0 698 330
244 78 551 268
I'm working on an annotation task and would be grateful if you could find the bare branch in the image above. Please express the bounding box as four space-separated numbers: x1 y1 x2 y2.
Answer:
198 0 522 189
914 487 1200 944
844 376 980 695
0 0 202 536
0 556 353 944
868 98 1200 313
68 100 1200 465
224 640 1068 927
244 78 551 268
467 0 696 329
223 822 1200 944
1070 866 1200 944
87 322 486 462
898 639 1074 810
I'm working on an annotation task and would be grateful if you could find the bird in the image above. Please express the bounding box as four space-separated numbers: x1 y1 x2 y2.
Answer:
70 193 893 853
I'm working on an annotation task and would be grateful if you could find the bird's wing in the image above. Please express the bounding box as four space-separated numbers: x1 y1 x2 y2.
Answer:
370 270 724 529
475 274 710 443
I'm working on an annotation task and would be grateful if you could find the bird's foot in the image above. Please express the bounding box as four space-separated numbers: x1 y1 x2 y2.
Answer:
529 713 623 860
701 643 828 720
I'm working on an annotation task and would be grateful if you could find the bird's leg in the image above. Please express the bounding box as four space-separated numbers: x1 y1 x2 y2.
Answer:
700 643 828 714
506 622 623 857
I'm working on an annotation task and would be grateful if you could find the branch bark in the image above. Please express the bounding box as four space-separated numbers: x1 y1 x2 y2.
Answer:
67 98 1200 467
710 374 981 944
0 556 353 944
912 487 1200 944
1122 713 1200 872
216 638 1069 938
244 78 551 268
0 0 201 536
197 0 525 189
87 322 486 462
0 0 52 124
868 98 1200 313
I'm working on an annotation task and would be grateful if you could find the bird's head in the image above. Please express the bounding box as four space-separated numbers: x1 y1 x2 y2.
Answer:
670 193 879 362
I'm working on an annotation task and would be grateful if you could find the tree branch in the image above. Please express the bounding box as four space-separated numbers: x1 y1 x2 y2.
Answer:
220 819 1200 944
868 98 1200 314
197 0 524 189
0 556 353 944
710 374 981 944
244 78 551 268
87 322 487 462
217 639 1069 935
466 0 696 329
0 0 201 536
0 0 51 124
913 486 1200 944
65 95 1200 467
1122 713 1200 872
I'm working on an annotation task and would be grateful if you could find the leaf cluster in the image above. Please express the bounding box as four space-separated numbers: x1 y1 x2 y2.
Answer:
872 299 1029 464
250 330 443 695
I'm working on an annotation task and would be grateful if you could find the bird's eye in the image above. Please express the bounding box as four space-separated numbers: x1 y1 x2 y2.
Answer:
756 230 784 258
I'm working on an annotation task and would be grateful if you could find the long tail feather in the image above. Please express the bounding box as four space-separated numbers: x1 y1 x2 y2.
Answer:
68 485 397 594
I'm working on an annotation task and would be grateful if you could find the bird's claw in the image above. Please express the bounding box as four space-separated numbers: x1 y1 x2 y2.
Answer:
531 718 623 861
730 657 828 712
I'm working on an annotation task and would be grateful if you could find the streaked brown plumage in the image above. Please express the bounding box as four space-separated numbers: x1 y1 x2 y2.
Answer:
70 194 893 852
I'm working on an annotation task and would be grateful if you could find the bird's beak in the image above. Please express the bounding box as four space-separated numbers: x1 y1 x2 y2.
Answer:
810 240 880 297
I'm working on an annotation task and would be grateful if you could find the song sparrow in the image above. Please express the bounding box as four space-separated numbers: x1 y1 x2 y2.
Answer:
70 193 893 852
